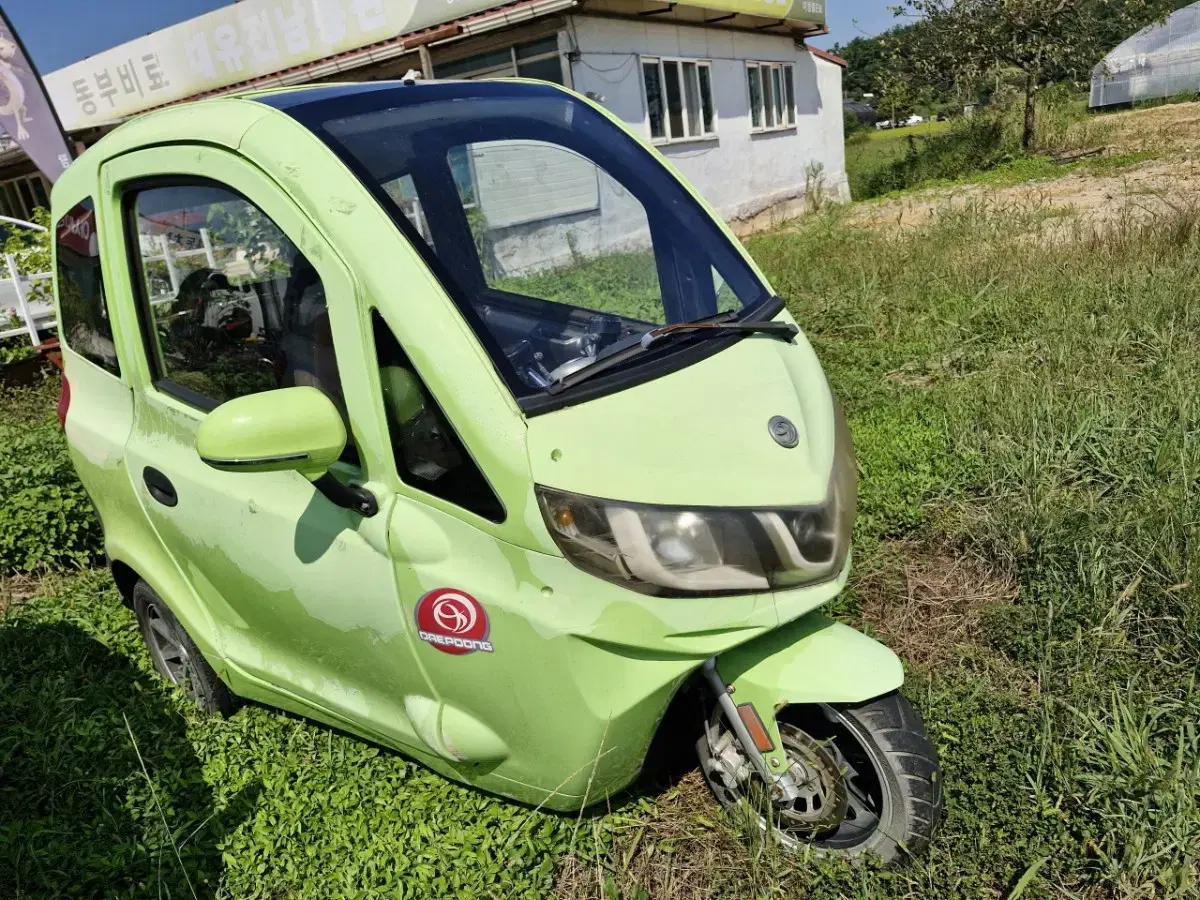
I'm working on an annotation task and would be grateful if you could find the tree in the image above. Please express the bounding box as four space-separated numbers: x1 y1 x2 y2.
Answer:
876 67 918 126
897 0 1174 150
835 27 915 98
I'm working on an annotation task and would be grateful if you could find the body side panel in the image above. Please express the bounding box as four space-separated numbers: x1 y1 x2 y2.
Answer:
96 143 434 751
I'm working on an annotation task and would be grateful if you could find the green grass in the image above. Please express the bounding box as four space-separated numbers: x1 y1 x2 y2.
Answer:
492 250 668 323
860 150 1158 201
863 120 953 142
1 572 580 898
6 194 1200 896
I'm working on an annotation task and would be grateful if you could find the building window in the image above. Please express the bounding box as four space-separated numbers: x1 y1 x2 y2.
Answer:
641 57 716 144
435 36 564 83
746 62 796 132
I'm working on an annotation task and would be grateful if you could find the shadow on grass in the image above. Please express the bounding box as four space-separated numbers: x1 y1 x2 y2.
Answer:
0 619 257 897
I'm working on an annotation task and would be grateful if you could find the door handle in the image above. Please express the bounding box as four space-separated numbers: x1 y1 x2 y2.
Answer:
143 467 178 507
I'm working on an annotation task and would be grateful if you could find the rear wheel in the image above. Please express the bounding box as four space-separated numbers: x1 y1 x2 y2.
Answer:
132 580 237 717
697 691 942 863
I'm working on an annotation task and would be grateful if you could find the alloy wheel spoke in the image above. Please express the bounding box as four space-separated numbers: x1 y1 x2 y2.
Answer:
149 615 174 644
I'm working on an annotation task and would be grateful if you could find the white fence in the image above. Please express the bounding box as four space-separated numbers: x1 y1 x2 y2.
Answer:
147 229 220 305
0 254 54 347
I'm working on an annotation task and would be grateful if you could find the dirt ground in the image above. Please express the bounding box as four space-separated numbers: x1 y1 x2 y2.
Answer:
848 100 1200 232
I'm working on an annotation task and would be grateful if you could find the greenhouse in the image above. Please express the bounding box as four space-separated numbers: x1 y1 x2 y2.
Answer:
1090 2 1200 108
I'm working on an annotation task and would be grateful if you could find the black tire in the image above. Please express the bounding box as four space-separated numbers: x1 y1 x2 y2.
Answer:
132 580 237 717
698 691 942 864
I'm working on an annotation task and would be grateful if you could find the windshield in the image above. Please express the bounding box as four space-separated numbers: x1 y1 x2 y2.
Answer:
276 82 770 403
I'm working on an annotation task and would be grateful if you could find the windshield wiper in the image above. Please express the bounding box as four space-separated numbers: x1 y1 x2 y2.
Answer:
544 314 797 396
638 319 798 349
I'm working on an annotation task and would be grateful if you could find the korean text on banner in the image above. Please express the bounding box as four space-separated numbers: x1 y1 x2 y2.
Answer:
42 0 825 133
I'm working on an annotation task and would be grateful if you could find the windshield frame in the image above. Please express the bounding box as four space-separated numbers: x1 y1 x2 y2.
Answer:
260 80 777 416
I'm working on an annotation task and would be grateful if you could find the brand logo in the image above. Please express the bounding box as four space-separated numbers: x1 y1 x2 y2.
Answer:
768 415 799 449
414 588 493 655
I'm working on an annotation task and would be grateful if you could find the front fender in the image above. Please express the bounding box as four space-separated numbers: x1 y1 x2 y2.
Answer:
715 612 903 773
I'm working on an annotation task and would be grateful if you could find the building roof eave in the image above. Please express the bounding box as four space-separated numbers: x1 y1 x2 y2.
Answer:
804 44 847 67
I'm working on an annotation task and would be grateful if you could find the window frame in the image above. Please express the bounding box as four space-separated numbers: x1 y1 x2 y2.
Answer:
746 61 797 134
368 307 507 523
640 55 718 145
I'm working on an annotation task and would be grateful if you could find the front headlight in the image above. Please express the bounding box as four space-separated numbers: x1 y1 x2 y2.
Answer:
536 401 857 597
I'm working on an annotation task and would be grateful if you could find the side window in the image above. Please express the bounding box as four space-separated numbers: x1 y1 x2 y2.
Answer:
127 183 350 434
56 198 120 376
372 312 504 523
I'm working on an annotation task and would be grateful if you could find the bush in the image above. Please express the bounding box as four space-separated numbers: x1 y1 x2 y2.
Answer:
843 110 872 140
0 336 36 366
0 377 101 572
854 88 1103 198
862 114 1015 197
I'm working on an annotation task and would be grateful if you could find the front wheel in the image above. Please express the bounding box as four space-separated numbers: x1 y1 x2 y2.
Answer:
697 691 942 864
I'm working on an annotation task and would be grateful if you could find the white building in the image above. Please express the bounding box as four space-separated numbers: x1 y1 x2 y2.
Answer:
0 0 848 233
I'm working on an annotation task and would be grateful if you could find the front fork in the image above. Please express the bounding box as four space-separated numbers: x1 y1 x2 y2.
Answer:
699 612 906 802
701 657 804 803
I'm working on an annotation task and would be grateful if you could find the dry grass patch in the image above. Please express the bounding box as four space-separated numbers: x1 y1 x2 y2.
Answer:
0 570 71 612
556 772 806 900
1095 100 1200 157
846 161 1200 237
852 542 1016 668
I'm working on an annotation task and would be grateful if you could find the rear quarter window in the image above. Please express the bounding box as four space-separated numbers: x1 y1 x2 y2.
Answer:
56 197 119 376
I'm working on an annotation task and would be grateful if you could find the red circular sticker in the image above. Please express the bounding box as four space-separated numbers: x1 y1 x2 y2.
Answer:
414 588 493 655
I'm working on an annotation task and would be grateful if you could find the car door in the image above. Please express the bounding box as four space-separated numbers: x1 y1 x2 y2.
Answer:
101 145 430 750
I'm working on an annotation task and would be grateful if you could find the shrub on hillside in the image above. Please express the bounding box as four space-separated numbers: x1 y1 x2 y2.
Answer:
863 114 1014 196
0 378 101 572
857 89 1104 198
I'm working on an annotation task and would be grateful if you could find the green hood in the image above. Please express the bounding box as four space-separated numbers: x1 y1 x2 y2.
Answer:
526 330 836 509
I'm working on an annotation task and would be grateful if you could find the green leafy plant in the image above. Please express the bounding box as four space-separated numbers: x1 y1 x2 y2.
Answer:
0 378 101 572
0 336 36 366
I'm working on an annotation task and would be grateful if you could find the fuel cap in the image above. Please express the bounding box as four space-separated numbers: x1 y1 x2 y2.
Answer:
768 415 799 448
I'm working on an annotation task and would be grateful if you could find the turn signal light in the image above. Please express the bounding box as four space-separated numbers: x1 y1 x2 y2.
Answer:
736 703 775 753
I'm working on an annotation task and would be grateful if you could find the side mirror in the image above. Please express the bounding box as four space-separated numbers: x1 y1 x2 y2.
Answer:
197 386 345 479
196 387 377 516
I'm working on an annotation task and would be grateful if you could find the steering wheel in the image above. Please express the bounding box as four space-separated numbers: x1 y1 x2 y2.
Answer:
509 313 629 388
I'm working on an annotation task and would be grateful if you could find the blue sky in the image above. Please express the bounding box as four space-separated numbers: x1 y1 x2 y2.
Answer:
810 0 916 48
4 0 898 72
4 0 226 73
